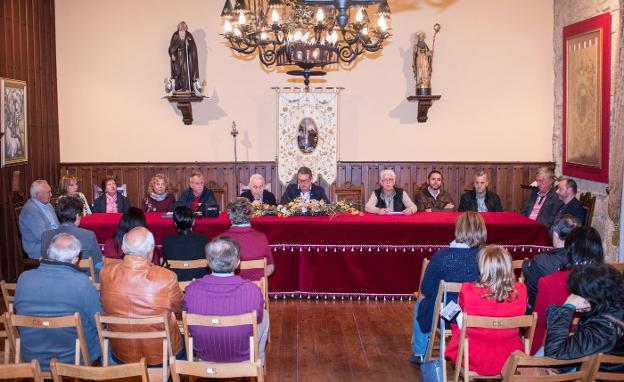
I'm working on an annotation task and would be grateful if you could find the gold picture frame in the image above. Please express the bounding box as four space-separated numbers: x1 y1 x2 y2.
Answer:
1 78 28 167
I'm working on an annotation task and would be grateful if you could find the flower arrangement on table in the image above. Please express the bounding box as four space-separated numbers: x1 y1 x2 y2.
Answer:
251 198 362 218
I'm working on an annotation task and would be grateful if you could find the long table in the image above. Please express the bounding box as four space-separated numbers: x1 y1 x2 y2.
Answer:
81 212 552 299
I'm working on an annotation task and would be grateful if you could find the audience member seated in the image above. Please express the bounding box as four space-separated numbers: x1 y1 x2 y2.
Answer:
218 198 275 280
520 166 562 230
554 178 586 225
92 176 130 214
162 206 208 281
445 245 528 376
184 237 269 364
40 196 103 278
365 169 417 215
531 226 604 354
458 171 503 212
414 170 456 212
175 171 217 212
280 166 330 205
14 233 102 370
99 227 184 365
103 207 147 259
58 175 92 216
410 211 485 364
19 180 60 259
142 173 176 212
544 263 624 373
522 215 581 312
240 173 277 206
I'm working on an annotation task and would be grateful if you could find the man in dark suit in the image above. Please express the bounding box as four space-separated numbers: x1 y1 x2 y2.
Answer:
458 171 504 212
176 171 217 212
240 174 277 205
40 196 103 277
280 166 329 205
554 178 586 225
520 167 563 230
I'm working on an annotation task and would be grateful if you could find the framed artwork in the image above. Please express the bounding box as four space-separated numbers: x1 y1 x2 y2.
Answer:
562 13 611 183
1 78 28 166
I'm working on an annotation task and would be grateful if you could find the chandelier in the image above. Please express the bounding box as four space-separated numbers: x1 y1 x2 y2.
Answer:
220 0 391 84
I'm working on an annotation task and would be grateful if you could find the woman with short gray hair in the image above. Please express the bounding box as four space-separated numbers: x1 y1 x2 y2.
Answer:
365 169 417 215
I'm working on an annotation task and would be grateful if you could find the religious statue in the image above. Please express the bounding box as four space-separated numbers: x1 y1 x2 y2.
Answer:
412 24 441 96
168 21 200 93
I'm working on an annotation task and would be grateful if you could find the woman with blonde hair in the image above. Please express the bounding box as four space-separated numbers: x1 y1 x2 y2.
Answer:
142 173 176 212
58 175 92 216
410 211 486 364
445 245 528 375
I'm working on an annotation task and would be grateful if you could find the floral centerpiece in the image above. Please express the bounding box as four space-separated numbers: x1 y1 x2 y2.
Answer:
251 198 362 218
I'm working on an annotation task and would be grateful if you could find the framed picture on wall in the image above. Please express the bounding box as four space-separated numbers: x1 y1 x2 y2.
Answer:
562 13 611 183
1 78 28 167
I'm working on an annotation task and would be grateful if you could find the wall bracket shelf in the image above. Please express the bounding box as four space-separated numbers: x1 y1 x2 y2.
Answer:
165 93 206 125
407 95 441 123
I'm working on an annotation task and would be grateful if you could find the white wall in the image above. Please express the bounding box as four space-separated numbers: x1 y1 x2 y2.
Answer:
56 0 554 163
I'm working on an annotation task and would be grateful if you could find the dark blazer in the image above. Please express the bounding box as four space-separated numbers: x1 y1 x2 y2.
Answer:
280 183 329 205
240 189 277 206
162 232 209 281
40 223 103 273
92 191 130 214
19 199 60 258
520 187 562 230
458 189 504 212
554 197 586 225
175 187 217 209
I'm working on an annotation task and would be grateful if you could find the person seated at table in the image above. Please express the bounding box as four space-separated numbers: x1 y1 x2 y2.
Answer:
458 171 503 212
176 171 217 212
162 206 208 281
410 211 486 364
92 175 130 214
544 263 624 373
414 170 456 212
240 173 277 206
58 174 92 216
184 237 269 364
365 169 417 215
531 226 604 355
280 166 329 205
103 207 147 259
445 245 528 376
19 180 60 259
522 214 581 312
218 197 274 280
142 173 176 212
520 166 562 231
554 178 586 225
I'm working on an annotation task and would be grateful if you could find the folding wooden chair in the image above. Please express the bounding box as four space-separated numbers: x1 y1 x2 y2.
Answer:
1 313 12 364
240 258 269 280
178 280 193 293
50 356 149 382
588 353 624 381
425 280 464 361
512 259 527 283
413 257 430 299
453 313 537 382
176 311 264 381
167 259 208 271
77 257 96 282
1 280 16 313
252 277 269 312
501 350 593 381
102 257 123 266
95 313 172 382
0 359 44 382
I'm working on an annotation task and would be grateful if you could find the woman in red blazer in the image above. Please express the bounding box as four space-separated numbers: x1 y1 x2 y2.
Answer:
446 245 528 376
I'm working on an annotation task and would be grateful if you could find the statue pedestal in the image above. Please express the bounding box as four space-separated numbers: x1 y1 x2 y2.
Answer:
407 95 441 123
165 93 206 125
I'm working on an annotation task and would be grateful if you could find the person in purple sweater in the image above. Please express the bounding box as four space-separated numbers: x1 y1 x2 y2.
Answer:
184 237 269 364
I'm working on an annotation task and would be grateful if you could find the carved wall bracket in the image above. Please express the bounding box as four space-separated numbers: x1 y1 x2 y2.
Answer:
407 95 441 123
165 94 206 125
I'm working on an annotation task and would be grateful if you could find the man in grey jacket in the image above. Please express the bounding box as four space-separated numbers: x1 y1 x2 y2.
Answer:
19 180 59 258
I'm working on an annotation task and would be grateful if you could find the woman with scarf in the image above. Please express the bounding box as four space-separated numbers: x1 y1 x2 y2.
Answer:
142 173 176 212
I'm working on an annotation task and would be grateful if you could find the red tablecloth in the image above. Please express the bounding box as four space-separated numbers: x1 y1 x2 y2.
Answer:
81 212 551 298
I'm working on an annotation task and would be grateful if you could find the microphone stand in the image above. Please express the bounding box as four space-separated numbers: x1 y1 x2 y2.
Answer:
231 122 239 196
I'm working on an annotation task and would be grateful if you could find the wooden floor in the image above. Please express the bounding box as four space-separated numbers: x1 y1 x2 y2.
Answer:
265 299 422 382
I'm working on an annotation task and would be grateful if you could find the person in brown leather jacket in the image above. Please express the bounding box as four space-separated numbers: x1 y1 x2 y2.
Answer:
99 227 183 365
414 170 456 212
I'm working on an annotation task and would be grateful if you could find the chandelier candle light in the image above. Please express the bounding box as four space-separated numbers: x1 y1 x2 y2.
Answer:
220 0 391 85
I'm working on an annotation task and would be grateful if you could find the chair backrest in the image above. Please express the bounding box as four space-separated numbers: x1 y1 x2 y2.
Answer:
588 353 624 381
512 259 527 283
179 280 193 293
93 184 128 201
330 182 364 205
454 313 538 381
95 313 172 382
578 192 596 227
170 354 264 382
50 357 149 382
0 359 44 382
102 257 123 266
425 280 464 361
6 312 90 366
207 181 229 212
251 277 269 312
1 313 13 364
609 262 624 272
239 258 268 279
77 258 96 283
501 350 594 381
167 259 208 270
1 281 16 313
413 257 430 299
